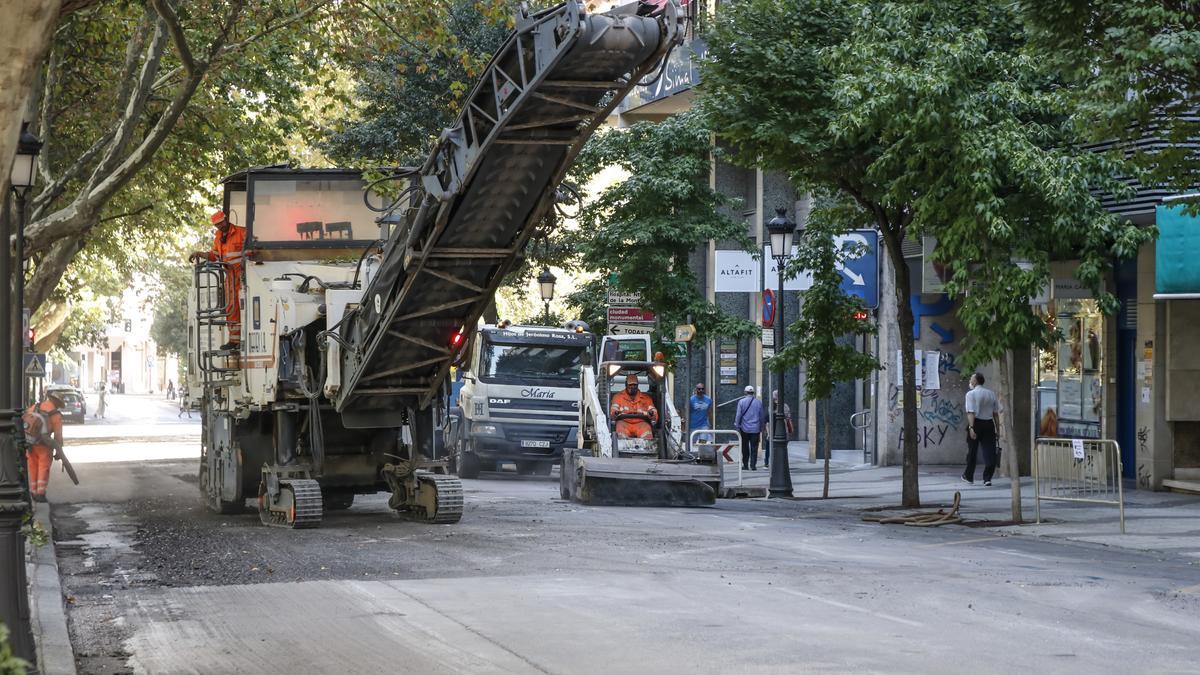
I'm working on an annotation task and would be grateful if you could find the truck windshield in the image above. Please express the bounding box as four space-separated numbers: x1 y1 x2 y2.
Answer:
480 342 588 385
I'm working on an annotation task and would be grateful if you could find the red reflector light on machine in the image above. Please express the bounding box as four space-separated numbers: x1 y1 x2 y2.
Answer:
450 330 465 348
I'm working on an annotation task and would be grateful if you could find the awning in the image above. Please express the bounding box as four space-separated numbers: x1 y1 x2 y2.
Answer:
1154 197 1200 300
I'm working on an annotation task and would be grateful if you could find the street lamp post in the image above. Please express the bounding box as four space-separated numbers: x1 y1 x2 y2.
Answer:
1 122 43 666
538 267 556 325
766 207 795 498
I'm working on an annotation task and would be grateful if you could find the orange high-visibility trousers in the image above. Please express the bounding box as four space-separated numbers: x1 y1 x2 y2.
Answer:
26 445 52 497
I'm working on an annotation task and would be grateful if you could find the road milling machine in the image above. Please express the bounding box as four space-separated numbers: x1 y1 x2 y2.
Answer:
187 0 684 528
561 337 723 506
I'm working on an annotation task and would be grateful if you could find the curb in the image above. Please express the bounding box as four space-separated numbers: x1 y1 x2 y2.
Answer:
27 502 76 675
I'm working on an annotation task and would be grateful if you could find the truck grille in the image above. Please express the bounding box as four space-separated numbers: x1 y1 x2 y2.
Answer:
489 398 577 412
504 427 569 444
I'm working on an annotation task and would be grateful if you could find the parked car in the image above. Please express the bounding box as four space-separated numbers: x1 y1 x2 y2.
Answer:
47 385 86 423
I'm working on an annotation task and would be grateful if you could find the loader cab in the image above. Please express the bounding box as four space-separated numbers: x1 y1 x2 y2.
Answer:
598 360 672 458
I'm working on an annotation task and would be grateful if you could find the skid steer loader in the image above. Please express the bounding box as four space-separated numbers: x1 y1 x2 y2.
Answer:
561 338 722 506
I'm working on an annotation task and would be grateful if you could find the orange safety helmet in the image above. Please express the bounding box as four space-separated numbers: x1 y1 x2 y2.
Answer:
210 210 226 224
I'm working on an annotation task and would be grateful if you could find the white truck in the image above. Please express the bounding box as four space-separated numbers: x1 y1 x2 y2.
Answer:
448 324 593 478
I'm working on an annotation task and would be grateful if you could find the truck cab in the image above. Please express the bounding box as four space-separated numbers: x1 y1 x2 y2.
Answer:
450 324 594 478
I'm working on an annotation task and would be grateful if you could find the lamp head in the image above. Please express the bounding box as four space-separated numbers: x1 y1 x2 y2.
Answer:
765 207 796 260
538 267 557 302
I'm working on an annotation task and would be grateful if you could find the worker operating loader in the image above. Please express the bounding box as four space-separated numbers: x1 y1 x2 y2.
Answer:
610 373 658 439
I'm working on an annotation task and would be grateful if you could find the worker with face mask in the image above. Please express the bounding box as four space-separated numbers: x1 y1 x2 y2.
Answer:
189 210 246 350
610 373 658 439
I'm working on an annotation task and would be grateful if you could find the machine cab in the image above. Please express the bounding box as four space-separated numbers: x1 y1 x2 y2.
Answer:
220 166 404 261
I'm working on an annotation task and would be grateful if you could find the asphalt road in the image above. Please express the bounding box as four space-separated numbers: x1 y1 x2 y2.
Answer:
46 397 1200 674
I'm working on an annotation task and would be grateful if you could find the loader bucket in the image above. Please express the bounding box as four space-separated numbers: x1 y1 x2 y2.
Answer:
570 455 721 506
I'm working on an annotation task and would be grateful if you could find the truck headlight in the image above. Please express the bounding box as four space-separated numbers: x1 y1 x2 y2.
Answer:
472 422 502 437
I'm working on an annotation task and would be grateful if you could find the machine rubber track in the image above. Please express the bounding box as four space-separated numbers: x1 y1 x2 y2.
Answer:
413 473 464 524
259 478 324 529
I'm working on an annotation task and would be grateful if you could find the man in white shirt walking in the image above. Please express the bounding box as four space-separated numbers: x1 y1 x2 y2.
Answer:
961 372 1001 486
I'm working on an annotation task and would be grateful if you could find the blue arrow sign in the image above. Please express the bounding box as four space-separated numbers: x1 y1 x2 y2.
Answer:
762 229 879 308
837 230 879 310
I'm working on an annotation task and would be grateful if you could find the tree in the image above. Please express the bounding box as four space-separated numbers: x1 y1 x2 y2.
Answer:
323 0 514 166
151 266 192 358
22 0 343 318
773 203 878 498
700 0 1148 508
567 109 755 348
1021 1 1200 196
0 0 65 201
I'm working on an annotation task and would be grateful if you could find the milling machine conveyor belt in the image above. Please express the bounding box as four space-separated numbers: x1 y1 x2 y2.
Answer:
335 1 682 424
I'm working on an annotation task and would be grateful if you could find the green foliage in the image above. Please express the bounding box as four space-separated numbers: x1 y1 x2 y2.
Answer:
772 203 878 400
151 266 193 357
323 1 514 165
699 0 1152 506
0 622 28 675
1021 1 1200 198
568 108 755 345
564 277 608 335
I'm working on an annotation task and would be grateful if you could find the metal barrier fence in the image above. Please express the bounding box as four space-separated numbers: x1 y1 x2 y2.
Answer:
1034 437 1125 533
691 429 741 487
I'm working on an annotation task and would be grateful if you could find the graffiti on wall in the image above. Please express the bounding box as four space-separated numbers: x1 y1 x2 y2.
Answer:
919 390 964 427
1136 426 1150 489
910 295 956 340
898 424 952 450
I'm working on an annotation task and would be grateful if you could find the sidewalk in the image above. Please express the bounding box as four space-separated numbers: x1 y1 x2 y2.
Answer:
737 440 1200 559
27 502 77 675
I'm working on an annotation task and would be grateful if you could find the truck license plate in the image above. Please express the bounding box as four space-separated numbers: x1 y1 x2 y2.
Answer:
521 440 551 448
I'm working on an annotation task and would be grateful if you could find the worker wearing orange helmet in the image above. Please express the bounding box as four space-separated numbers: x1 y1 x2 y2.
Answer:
189 210 246 350
609 373 658 439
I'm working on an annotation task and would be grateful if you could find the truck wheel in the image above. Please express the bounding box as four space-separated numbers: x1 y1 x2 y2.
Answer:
457 447 482 479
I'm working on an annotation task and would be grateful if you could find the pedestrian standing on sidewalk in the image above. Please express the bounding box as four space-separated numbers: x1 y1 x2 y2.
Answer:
166 380 175 400
96 384 107 419
687 382 713 447
764 389 792 468
962 372 1001 486
734 385 765 471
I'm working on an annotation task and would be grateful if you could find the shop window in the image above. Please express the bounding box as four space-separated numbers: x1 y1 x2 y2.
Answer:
1037 300 1104 439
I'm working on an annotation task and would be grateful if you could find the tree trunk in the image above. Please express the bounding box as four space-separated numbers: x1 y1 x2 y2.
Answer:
880 224 920 507
33 299 69 352
25 236 84 314
0 0 63 199
999 350 1022 523
822 398 831 499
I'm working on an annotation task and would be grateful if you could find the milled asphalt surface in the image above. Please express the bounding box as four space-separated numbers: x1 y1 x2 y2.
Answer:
41 395 1200 674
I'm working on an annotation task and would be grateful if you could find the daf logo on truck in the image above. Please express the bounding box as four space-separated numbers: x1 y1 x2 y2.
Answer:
521 388 556 399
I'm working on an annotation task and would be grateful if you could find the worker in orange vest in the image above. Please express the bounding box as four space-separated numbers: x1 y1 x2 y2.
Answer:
609 373 658 439
23 392 64 502
189 210 246 350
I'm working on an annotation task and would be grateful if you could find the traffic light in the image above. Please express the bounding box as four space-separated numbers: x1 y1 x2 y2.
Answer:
124 319 132 332
25 327 35 350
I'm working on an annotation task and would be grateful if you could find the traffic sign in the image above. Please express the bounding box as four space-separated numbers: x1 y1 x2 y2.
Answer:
610 324 654 335
607 306 655 323
23 352 46 378
764 229 879 309
762 289 776 327
606 290 642 306
674 324 696 342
